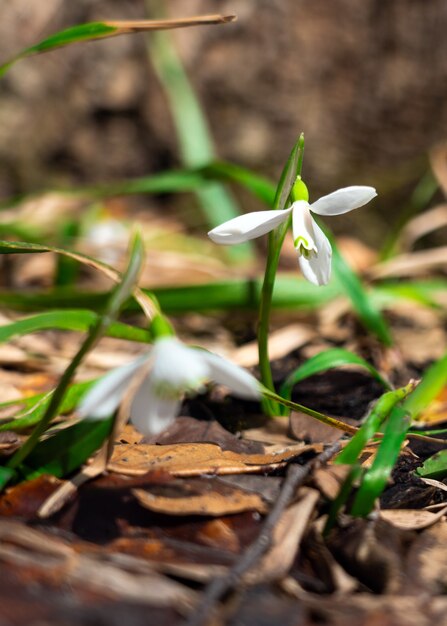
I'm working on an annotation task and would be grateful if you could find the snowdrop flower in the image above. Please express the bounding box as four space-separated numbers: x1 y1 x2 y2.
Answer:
78 337 261 435
208 185 377 286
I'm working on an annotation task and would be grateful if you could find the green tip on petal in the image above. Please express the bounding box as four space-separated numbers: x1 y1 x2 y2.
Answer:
292 177 309 203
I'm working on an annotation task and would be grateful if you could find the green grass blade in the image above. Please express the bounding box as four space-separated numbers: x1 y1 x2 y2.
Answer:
0 238 154 319
339 350 447 516
350 406 411 516
0 381 95 433
416 450 447 480
0 276 340 314
0 16 235 78
273 133 305 211
330 237 393 346
380 171 438 261
202 162 276 206
0 310 151 344
145 0 252 262
402 351 447 420
5 232 145 476
324 466 363 535
371 280 445 310
280 348 391 401
0 23 118 77
335 383 415 466
0 467 17 491
22 417 113 480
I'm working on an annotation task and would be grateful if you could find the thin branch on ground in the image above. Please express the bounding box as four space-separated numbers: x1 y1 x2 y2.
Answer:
184 441 342 626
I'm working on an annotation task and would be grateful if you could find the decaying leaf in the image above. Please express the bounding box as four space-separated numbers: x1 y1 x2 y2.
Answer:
0 520 196 610
145 415 264 454
132 478 268 517
380 507 447 530
406 520 447 594
312 464 352 500
231 323 316 368
244 488 320 584
108 441 322 477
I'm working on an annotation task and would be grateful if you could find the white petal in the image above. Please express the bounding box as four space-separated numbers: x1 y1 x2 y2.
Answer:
200 350 261 399
292 202 317 252
310 186 377 217
208 208 292 245
78 355 149 420
151 337 208 392
298 220 332 286
131 377 180 435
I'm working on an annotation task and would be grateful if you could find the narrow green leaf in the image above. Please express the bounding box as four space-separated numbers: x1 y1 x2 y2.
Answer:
22 417 113 479
403 351 447 420
5 232 145 475
0 276 339 314
273 133 305 211
0 310 151 344
371 282 443 310
0 23 118 77
335 383 415 466
324 466 363 535
0 238 154 319
280 348 391 401
330 237 393 346
380 171 438 260
146 0 253 262
350 406 410 516
0 467 17 490
201 162 275 206
416 450 447 480
0 15 236 78
0 380 95 433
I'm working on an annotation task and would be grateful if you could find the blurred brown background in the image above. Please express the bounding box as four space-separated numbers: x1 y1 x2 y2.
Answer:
1 0 447 244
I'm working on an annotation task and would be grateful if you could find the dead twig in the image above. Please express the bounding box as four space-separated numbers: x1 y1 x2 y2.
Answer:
184 441 341 626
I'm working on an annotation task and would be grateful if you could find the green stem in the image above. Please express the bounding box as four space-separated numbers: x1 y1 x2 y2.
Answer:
257 226 289 415
257 135 305 416
262 387 357 434
7 233 145 471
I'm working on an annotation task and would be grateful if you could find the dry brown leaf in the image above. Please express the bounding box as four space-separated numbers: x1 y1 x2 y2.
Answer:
0 520 196 609
380 507 447 530
231 324 315 368
0 431 22 455
406 520 447 594
290 411 352 444
313 465 352 500
390 304 447 366
242 416 296 446
369 247 447 279
420 478 447 493
196 518 241 553
337 236 378 272
244 488 320 584
105 15 236 33
145 416 264 454
133 481 268 517
108 442 321 477
397 204 447 252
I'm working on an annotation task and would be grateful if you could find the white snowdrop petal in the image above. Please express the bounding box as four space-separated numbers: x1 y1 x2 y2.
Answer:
310 186 377 217
292 202 317 251
298 220 332 286
131 378 180 435
200 351 261 399
151 337 208 390
208 208 292 245
78 355 148 420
